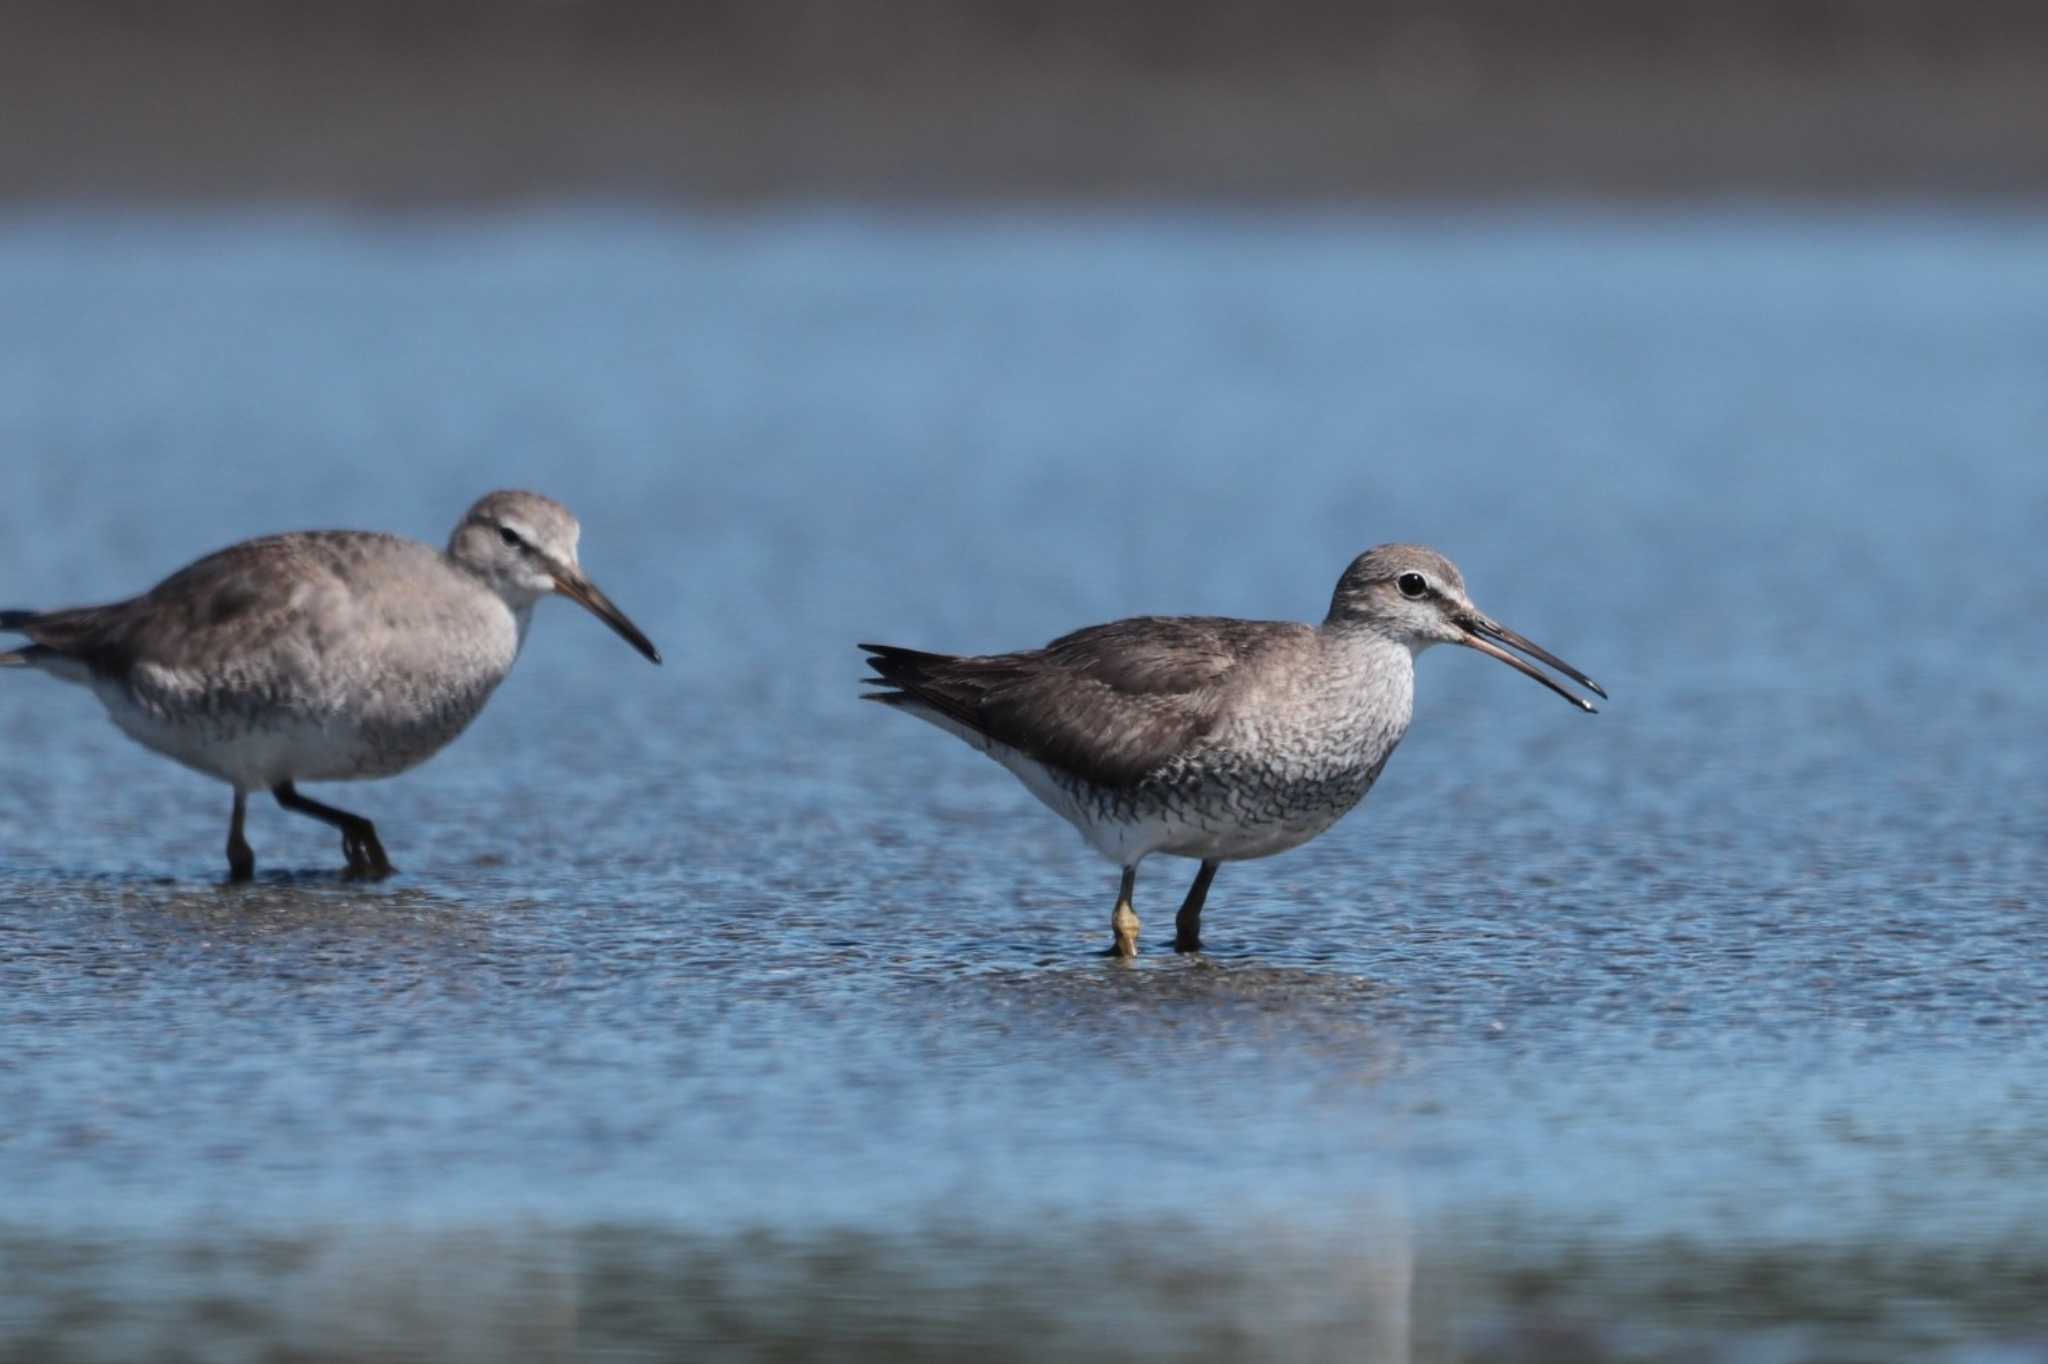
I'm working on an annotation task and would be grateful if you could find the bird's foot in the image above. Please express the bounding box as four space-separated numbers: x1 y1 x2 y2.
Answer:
339 832 397 880
225 826 256 882
1173 934 1203 954
1108 903 1141 959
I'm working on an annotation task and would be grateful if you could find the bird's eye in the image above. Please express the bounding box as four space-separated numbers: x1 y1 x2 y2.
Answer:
497 526 522 549
1397 572 1429 599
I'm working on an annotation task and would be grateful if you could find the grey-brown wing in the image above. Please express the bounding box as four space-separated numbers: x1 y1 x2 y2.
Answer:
862 616 1302 788
3 532 407 679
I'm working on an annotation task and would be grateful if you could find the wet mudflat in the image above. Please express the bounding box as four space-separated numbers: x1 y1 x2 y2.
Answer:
1 208 2045 1360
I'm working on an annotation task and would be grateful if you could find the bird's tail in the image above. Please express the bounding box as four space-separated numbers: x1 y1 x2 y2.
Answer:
1 609 39 666
858 642 958 702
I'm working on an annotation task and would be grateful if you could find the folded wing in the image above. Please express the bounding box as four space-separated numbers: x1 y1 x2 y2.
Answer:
862 616 1302 788
2 533 399 682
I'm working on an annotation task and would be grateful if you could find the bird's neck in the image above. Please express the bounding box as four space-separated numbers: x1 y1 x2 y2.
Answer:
447 550 547 614
508 600 536 654
1318 615 1418 657
1315 622 1417 726
442 550 540 658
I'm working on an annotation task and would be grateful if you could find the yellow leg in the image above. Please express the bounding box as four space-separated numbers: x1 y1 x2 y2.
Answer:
1109 866 1140 958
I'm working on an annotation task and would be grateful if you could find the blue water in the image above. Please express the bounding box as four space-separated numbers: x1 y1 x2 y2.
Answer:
1 208 2045 1360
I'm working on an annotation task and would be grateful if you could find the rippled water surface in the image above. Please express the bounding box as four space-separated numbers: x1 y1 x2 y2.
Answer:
1 209 2045 1361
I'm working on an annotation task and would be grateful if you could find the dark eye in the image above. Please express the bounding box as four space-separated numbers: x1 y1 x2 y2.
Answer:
498 526 522 549
1397 572 1428 599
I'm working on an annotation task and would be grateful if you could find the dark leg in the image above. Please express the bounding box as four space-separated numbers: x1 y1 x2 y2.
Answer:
1174 859 1219 953
272 781 396 879
1107 865 1140 958
226 790 255 882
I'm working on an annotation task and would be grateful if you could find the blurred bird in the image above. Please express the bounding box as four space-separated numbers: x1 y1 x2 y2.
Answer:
2 490 661 879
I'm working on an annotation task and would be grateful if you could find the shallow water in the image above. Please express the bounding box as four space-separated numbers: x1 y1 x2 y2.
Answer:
1 208 2045 1360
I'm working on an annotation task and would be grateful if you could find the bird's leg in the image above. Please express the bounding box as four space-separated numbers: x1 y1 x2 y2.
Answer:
1108 865 1141 958
272 781 396 879
226 789 255 882
1174 860 1219 954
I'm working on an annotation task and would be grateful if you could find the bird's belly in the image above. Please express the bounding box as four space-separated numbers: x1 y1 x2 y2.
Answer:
999 743 1387 866
95 667 501 789
1157 769 1374 861
1090 802 1344 864
1161 799 1355 861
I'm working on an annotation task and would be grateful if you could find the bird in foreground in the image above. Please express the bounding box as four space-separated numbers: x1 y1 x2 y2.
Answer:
1 490 661 880
861 545 1603 957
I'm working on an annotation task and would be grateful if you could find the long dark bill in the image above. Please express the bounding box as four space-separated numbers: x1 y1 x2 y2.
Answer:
1458 615 1604 713
552 567 663 665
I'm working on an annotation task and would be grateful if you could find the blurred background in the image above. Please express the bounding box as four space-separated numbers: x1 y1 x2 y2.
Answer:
5 0 2048 201
3 5 2047 1363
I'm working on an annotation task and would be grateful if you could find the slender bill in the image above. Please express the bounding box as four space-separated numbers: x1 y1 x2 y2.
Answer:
551 566 663 664
1457 614 1603 712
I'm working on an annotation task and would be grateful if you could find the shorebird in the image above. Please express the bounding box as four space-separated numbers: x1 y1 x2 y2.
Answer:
861 544 1602 957
1 490 660 880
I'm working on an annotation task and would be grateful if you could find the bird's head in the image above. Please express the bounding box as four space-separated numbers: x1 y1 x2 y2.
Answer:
449 490 661 664
1327 543 1601 711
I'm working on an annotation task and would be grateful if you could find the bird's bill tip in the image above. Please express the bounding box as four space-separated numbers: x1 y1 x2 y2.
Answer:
1458 620 1601 713
552 567 663 665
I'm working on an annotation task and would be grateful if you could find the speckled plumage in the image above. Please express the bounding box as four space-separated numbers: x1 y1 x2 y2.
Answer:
862 543 1603 957
2 490 661 879
866 621 1412 864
